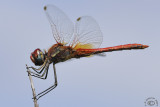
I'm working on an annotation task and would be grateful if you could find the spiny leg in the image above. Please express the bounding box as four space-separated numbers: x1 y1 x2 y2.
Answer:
28 59 48 74
29 59 47 71
28 65 45 76
35 64 58 100
29 62 50 80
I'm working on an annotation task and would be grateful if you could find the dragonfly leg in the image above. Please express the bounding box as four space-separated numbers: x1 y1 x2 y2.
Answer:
28 59 48 74
28 65 45 76
34 64 58 100
26 62 50 80
29 66 49 80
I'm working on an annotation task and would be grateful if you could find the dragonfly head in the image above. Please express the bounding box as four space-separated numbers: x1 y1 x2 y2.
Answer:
30 48 45 66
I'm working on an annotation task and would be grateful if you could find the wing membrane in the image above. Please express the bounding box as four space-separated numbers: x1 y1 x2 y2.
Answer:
44 5 74 45
72 16 103 49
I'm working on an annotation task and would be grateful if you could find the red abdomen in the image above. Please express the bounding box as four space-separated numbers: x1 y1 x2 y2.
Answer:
76 44 149 55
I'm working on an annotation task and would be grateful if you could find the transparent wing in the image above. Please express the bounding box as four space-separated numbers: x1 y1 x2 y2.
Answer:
71 16 103 49
44 5 74 45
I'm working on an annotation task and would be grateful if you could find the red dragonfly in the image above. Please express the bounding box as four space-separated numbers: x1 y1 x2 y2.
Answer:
27 5 149 100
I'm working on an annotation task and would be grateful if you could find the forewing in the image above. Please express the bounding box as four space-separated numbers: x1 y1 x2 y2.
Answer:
44 5 74 45
72 16 103 49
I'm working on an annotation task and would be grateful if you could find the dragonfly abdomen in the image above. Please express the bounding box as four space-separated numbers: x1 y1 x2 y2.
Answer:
99 43 149 52
77 43 149 55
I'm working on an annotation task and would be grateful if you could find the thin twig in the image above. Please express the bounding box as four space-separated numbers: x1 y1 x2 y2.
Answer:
26 64 39 107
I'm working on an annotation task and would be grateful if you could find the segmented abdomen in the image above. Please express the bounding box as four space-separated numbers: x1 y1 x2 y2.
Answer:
76 43 149 55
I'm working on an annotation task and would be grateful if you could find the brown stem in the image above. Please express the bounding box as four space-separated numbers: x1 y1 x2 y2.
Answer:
26 65 39 107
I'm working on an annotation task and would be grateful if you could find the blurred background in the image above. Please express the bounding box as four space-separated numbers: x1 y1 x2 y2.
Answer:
0 0 159 107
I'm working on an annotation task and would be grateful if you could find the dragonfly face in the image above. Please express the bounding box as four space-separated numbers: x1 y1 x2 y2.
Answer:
30 48 45 66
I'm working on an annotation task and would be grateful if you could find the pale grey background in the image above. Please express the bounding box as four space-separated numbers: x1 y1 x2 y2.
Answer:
0 0 159 107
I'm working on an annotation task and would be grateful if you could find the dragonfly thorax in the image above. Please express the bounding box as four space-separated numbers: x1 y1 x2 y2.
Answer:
30 48 46 66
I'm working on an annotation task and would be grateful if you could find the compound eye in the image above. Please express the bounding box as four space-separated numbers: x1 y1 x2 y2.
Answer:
37 50 40 56
30 48 45 66
31 55 34 61
30 53 35 63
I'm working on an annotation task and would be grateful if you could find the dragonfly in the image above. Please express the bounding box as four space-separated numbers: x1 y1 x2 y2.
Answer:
27 5 149 100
